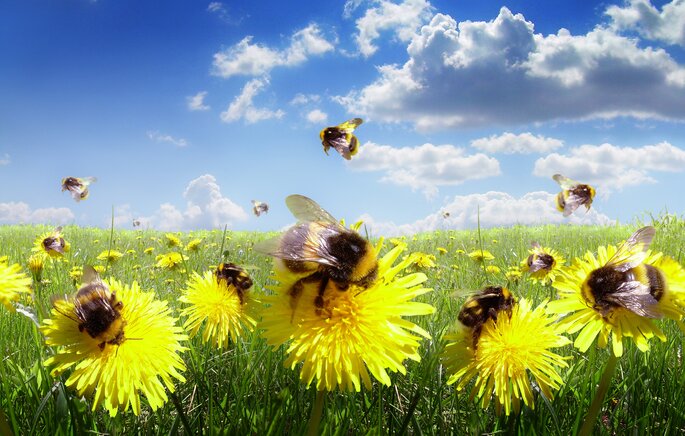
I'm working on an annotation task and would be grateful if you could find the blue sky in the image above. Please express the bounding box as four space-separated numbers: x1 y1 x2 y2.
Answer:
1 0 684 235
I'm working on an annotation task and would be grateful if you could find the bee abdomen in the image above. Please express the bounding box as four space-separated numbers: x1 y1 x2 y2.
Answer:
555 192 566 212
645 264 666 301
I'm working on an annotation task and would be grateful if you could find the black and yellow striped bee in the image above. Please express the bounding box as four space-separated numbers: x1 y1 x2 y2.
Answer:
42 226 67 255
526 242 555 273
582 226 663 318
458 286 515 349
255 194 378 320
553 174 596 217
61 176 97 202
54 266 125 351
215 262 253 305
251 200 269 217
320 118 363 160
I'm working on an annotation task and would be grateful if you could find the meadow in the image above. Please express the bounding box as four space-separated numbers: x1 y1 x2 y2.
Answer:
1 216 684 435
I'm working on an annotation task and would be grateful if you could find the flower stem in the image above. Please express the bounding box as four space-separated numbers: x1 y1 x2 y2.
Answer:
307 390 325 436
579 352 619 436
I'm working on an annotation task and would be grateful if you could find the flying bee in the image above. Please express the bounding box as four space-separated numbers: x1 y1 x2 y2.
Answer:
552 174 596 217
255 194 378 321
215 262 253 305
42 226 67 255
582 226 663 318
320 118 363 160
441 211 451 219
132 219 141 228
53 266 125 350
251 200 269 217
458 286 515 349
526 242 555 273
61 176 97 202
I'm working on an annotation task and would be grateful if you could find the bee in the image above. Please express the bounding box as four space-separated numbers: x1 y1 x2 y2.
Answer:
552 174 596 217
582 226 663 318
255 194 378 320
41 226 67 255
61 176 97 202
458 286 515 349
441 211 451 219
251 200 269 217
215 262 253 305
526 242 555 273
320 118 363 160
54 266 125 350
132 219 141 227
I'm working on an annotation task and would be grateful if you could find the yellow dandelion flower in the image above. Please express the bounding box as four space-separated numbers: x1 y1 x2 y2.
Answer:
164 233 181 247
437 247 448 255
492 239 498 244
260 242 435 392
408 252 437 269
180 270 258 348
96 250 124 263
93 239 100 244
68 266 83 283
132 264 141 271
93 265 106 274
468 249 494 263
505 266 522 282
143 247 154 255
485 265 501 274
155 252 187 270
28 254 45 275
455 249 465 254
0 263 32 311
389 238 406 248
546 240 685 357
443 299 570 416
0 256 8 266
185 238 203 252
41 278 187 417
521 243 565 285
32 227 70 259
126 249 136 255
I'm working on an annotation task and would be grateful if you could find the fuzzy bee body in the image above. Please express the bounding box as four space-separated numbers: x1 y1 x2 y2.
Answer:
553 174 595 217
458 286 515 349
215 263 253 305
582 226 663 318
526 242 555 273
61 176 97 202
320 118 363 160
255 195 377 320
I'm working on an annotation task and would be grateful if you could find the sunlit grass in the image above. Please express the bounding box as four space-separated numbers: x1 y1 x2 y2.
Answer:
0 215 684 434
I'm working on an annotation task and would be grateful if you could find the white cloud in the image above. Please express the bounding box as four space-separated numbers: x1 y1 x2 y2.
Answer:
207 2 223 13
306 109 328 123
0 202 74 225
533 141 685 192
348 141 500 198
0 153 9 165
147 131 189 147
140 174 248 231
360 191 613 236
187 91 210 111
220 77 285 123
607 0 685 46
354 0 434 57
337 7 685 130
290 93 321 105
471 132 563 154
212 24 335 78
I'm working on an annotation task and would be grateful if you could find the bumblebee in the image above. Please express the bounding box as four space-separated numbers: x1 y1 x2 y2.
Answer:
251 200 269 217
215 262 253 305
441 211 451 219
42 226 67 255
132 219 141 227
320 118 363 160
61 176 97 202
458 286 515 349
553 174 596 217
55 266 125 350
255 194 378 320
582 226 663 318
526 242 555 273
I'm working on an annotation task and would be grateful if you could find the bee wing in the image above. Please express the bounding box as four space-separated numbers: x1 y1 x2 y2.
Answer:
327 135 353 160
285 194 340 225
254 223 342 268
606 281 662 318
553 174 579 190
337 118 363 133
605 226 655 271
560 192 585 216
528 256 550 273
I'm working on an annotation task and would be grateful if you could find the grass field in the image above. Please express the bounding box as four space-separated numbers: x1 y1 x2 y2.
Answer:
1 216 685 435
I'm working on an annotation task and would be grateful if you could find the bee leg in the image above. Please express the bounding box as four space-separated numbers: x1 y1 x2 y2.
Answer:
487 307 499 321
314 277 330 314
288 280 305 324
471 325 482 350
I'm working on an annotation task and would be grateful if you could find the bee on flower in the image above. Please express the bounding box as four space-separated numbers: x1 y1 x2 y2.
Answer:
32 227 70 260
521 242 565 285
